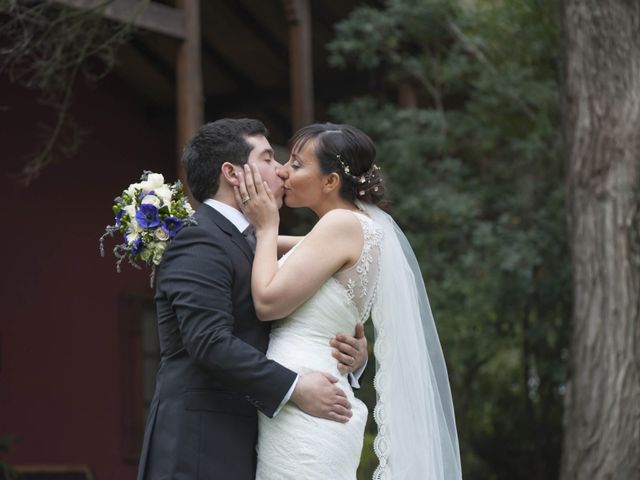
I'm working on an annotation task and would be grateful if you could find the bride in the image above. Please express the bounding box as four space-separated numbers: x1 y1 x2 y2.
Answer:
234 123 462 479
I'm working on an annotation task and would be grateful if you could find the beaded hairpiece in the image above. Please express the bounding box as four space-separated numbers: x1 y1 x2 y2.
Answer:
336 154 381 196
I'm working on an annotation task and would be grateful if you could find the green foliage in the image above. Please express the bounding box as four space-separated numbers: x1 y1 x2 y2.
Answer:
326 0 569 478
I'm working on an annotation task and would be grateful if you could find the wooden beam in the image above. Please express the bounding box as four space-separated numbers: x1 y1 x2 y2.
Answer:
284 0 314 132
222 0 288 60
176 0 203 201
129 36 175 87
51 0 186 39
205 88 290 110
201 39 256 91
200 38 292 136
115 43 175 105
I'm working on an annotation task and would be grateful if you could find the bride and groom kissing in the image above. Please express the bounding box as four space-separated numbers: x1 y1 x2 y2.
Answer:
136 118 462 480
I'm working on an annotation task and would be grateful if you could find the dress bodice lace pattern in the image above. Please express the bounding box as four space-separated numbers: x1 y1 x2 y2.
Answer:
333 213 383 322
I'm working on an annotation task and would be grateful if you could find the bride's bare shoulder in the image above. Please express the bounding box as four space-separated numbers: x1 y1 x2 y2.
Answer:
312 209 363 239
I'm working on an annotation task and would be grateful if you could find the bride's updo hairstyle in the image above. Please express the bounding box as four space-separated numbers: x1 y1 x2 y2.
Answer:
290 123 385 205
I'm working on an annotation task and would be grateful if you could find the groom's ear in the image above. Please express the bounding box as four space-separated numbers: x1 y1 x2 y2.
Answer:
221 162 240 186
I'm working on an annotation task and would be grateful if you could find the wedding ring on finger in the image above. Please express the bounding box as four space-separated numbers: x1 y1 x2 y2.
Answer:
242 195 250 204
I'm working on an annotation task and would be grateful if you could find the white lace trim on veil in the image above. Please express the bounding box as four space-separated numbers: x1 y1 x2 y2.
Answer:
357 201 462 480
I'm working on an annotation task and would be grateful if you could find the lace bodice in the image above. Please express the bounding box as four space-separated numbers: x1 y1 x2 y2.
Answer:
333 212 383 322
264 211 383 377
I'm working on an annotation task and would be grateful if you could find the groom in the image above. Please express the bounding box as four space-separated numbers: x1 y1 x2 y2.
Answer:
137 118 368 480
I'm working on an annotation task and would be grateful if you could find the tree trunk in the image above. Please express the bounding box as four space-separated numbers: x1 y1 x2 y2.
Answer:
561 2 640 479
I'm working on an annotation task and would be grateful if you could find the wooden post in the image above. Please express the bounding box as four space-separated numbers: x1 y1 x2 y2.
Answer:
176 0 203 204
284 0 314 132
51 0 186 38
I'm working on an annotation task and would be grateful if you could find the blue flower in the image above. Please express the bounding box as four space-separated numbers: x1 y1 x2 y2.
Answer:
136 204 160 228
131 237 145 255
161 216 184 238
115 209 124 227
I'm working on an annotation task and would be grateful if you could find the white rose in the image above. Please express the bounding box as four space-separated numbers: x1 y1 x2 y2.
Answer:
155 185 172 205
141 194 162 208
155 228 169 241
125 182 140 197
139 173 165 192
147 173 164 188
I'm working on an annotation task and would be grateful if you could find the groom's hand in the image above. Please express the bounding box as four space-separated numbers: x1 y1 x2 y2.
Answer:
330 322 368 374
290 372 352 423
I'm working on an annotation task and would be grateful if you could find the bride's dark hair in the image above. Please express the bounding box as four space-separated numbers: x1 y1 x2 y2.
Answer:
289 123 385 205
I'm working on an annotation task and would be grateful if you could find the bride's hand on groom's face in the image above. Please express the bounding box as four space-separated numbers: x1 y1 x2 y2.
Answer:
234 163 279 232
330 322 368 374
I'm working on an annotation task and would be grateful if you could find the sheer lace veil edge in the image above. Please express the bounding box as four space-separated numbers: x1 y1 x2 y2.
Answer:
357 201 462 480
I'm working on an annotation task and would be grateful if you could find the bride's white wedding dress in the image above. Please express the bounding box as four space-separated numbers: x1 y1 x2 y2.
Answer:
256 211 382 480
257 204 463 480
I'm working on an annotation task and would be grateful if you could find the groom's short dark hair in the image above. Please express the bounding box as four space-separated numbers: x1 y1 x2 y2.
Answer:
182 118 269 202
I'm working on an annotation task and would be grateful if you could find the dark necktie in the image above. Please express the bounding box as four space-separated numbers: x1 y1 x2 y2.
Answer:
242 226 257 254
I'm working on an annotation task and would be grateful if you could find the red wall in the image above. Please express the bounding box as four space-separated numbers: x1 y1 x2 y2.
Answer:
1 74 175 479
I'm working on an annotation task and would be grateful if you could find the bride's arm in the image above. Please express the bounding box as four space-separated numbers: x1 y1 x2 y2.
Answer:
254 210 361 320
251 210 363 320
278 235 304 257
234 164 361 321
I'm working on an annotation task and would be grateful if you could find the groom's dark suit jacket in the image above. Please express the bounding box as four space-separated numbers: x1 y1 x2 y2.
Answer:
137 204 297 480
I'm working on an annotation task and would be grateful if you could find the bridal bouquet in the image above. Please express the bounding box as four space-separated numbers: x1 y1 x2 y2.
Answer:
99 171 196 285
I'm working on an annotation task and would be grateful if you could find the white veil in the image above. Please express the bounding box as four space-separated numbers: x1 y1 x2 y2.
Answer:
358 201 462 480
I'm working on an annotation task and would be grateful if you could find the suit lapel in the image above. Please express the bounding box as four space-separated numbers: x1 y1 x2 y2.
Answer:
195 204 254 263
